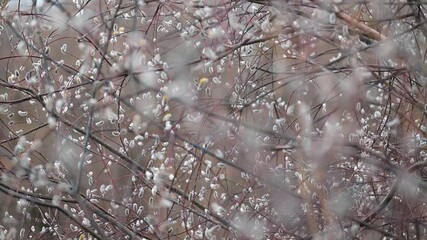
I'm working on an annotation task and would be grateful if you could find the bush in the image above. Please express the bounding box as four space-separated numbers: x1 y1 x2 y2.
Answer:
0 0 427 239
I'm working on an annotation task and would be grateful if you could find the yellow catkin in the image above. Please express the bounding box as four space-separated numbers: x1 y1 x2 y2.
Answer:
199 77 208 85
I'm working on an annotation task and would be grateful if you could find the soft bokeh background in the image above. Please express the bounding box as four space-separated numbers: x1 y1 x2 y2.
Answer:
0 0 427 239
